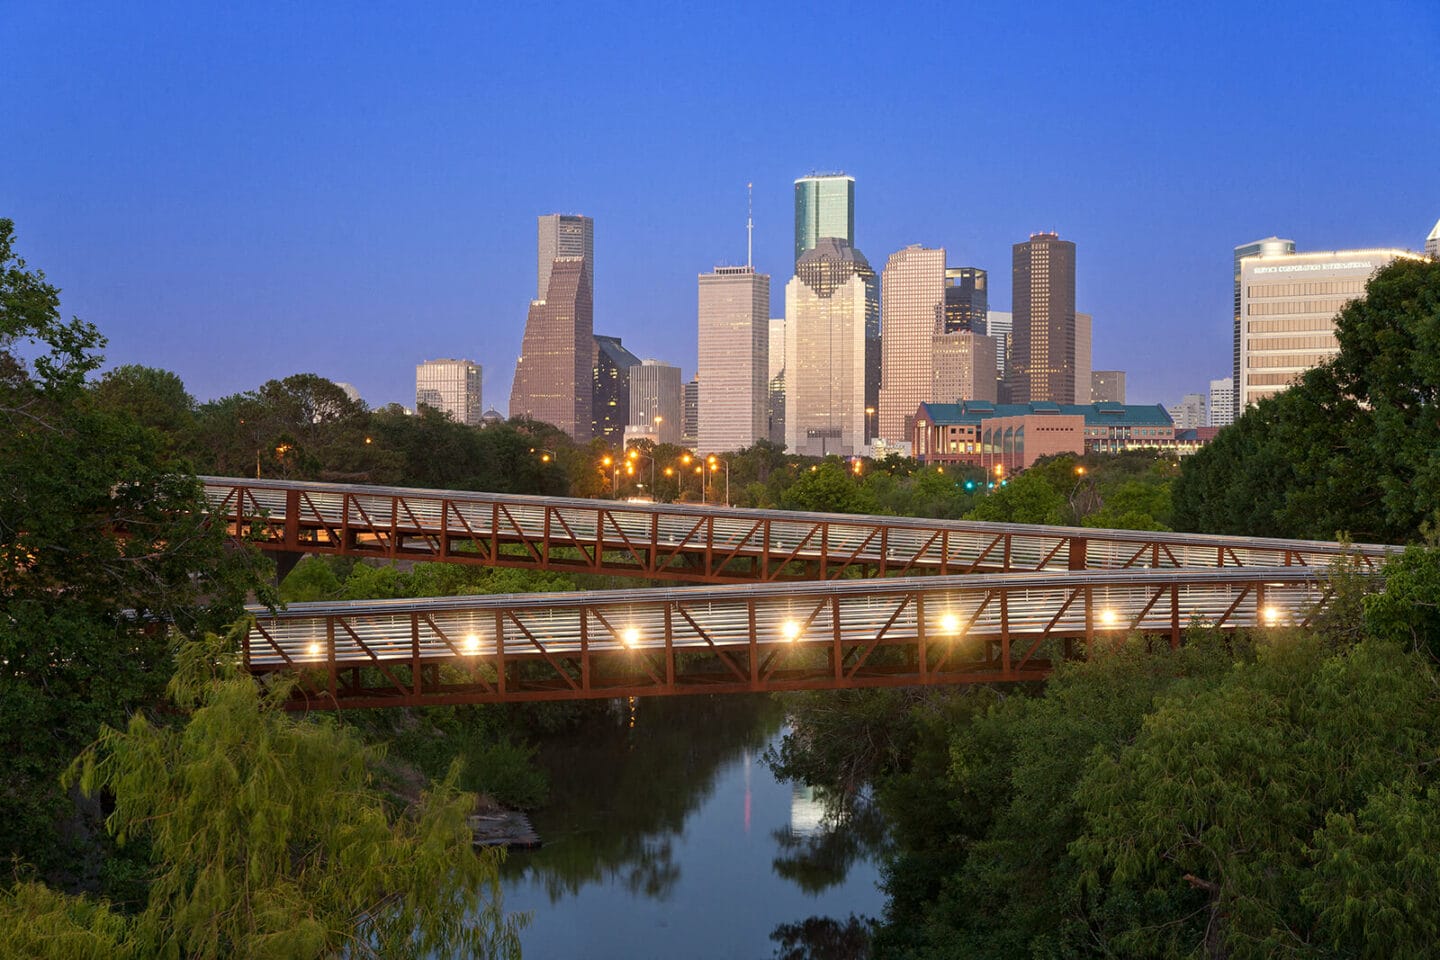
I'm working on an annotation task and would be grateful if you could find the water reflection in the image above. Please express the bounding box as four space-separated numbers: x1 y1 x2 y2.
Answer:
495 695 885 960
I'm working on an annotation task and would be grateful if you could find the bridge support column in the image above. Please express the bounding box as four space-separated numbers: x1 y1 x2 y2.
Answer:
273 550 304 584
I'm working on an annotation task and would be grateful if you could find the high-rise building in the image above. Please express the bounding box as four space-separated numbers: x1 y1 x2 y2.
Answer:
768 318 786 446
1008 233 1077 404
784 238 878 457
537 214 593 303
1427 217 1440 259
932 331 997 403
879 245 946 445
1074 312 1092 405
793 174 855 267
1167 393 1207 430
511 256 593 440
698 266 769 453
1232 237 1296 421
682 379 699 447
592 335 642 443
986 310 1013 395
1208 377 1235 427
415 359 482 425
628 359 682 446
943 267 988 333
1091 370 1126 404
1237 246 1422 411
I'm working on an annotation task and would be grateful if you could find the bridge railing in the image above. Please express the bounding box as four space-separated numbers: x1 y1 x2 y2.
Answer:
202 476 1397 583
245 567 1335 708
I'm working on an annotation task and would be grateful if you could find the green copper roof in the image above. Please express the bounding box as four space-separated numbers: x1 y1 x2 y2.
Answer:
917 400 1174 427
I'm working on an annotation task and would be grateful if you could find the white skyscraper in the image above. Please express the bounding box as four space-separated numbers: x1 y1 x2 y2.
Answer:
1209 377 1235 427
416 359 483 425
697 266 769 453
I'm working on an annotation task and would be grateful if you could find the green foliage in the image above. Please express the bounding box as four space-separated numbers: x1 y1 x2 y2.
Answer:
964 469 1066 524
1363 542 1440 660
0 879 130 960
779 462 880 515
0 218 104 393
54 633 525 960
87 365 199 460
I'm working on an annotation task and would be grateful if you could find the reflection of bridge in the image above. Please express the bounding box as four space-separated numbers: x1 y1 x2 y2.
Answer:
202 478 1396 709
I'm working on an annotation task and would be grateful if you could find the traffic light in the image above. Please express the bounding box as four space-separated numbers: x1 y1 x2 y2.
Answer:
964 480 976 491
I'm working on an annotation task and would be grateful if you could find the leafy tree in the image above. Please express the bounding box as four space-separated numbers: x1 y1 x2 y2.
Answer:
779 462 880 515
0 634 525 959
964 470 1066 524
1363 542 1440 660
87 365 199 459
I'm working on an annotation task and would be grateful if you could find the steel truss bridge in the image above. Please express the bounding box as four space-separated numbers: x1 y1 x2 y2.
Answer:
201 477 1397 709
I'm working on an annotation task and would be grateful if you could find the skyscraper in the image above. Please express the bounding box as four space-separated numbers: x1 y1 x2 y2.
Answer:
1008 233 1077 404
1167 393 1207 430
415 359 482 425
986 310 1013 392
511 256 593 440
768 318 786 446
878 244 946 445
592 335 642 443
793 174 855 267
1232 237 1295 421
682 379 699 447
1209 377 1234 427
1074 312 1092 405
697 266 769 453
943 267 988 333
1092 370 1126 404
537 214 593 302
784 238 878 457
1427 217 1440 259
931 331 997 403
628 359 682 446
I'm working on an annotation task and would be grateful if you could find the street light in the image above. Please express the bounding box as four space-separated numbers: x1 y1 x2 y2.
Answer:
706 454 730 506
864 406 877 443
626 446 656 497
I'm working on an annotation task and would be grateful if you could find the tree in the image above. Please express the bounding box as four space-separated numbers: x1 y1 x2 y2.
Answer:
0 634 525 960
779 462 880 515
87 365 199 459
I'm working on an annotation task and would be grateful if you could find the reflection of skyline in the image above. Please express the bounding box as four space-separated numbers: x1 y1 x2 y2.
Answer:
789 783 827 838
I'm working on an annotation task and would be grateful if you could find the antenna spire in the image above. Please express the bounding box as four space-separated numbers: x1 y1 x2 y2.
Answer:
746 182 753 268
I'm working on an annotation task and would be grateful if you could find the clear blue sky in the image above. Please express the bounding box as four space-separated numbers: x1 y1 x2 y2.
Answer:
4 0 1437 411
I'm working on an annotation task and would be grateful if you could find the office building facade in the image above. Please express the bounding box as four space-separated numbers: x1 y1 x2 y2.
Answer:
943 267 988 333
913 401 1179 470
986 310 1013 397
1091 370 1126 404
878 244 946 445
415 359 482 425
1427 218 1440 259
1232 237 1296 420
592 335 642 443
1074 312 1092 405
537 214 594 303
768 318 786 446
1209 377 1235 427
1168 392 1206 430
784 238 878 457
793 174 855 267
511 255 593 440
1237 247 1419 411
932 330 998 403
628 359 682 446
697 266 769 453
1007 233 1077 404
682 379 699 447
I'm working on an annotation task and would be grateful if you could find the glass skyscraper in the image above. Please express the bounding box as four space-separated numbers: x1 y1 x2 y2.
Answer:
943 267 988 333
793 174 855 268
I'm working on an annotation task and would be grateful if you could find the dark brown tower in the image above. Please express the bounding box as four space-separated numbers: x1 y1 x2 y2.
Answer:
1007 233 1076 404
510 257 593 440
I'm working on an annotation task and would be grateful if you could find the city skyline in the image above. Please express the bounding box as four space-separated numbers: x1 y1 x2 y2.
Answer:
3 3 1436 414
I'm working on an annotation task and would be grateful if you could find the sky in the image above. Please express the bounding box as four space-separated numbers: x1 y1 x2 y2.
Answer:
3 0 1438 411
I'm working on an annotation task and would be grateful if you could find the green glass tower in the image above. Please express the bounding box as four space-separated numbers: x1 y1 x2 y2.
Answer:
794 174 855 268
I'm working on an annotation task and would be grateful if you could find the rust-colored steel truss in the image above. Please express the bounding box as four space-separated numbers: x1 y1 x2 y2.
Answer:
203 477 1395 585
246 567 1335 710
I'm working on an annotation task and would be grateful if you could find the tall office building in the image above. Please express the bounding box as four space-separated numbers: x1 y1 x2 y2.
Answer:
1092 370 1126 404
628 359 682 445
511 255 593 440
878 245 946 445
1168 393 1207 430
697 266 769 453
682 379 699 447
943 267 988 333
1427 217 1440 259
1232 237 1296 421
1209 377 1235 427
794 174 855 267
768 318 787 446
986 310 1013 397
1074 312 1092 405
1008 232 1077 404
415 359 482 425
932 331 997 403
1237 246 1421 411
784 238 878 457
537 214 593 303
593 335 642 443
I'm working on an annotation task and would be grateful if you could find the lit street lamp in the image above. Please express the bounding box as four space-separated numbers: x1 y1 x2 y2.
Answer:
706 454 730 506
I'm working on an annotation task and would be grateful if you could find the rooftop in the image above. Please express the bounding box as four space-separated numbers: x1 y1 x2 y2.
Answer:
917 400 1175 427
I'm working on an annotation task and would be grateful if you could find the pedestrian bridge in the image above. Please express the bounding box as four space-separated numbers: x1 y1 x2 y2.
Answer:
202 477 1394 710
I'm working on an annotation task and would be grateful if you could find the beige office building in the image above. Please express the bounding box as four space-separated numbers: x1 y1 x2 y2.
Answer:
1092 370 1126 403
878 245 946 445
768 318 786 446
697 266 769 453
931 331 997 403
415 358 482 425
1237 247 1420 409
1073 312 1092 405
785 239 877 457
537 214 593 303
628 359 682 446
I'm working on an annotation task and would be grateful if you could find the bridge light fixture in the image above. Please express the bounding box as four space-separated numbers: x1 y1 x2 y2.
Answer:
1100 608 1119 627
622 627 640 648
781 619 801 642
307 641 321 657
1262 605 1280 625
939 612 961 635
464 633 480 653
